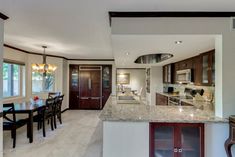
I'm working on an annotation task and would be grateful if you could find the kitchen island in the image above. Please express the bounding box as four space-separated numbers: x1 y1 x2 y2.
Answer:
100 96 229 157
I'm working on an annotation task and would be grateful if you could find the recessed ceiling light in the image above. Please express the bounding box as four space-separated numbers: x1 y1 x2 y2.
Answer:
175 41 183 44
126 52 130 55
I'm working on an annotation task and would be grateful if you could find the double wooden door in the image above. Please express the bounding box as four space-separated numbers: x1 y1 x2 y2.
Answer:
79 66 102 109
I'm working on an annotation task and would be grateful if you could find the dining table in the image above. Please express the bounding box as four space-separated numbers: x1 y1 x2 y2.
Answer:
3 99 46 143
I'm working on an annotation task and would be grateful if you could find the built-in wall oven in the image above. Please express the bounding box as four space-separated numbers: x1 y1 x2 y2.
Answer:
176 69 192 84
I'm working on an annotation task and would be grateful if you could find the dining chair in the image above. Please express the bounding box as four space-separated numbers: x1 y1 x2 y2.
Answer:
33 98 55 137
3 103 29 148
53 95 64 129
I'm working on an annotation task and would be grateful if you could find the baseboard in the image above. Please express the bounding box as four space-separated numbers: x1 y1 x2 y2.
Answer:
61 108 69 113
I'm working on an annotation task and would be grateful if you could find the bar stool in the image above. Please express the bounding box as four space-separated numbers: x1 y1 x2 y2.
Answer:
225 115 235 157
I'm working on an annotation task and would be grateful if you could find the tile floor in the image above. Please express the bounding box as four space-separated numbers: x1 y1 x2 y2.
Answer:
3 110 102 157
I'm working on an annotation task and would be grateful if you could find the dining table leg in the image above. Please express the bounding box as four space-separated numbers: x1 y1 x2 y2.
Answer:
28 111 33 143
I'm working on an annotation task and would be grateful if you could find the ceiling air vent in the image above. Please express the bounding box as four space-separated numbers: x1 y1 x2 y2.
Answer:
231 17 235 30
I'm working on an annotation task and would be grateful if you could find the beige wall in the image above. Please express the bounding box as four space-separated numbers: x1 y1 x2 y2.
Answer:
3 47 68 110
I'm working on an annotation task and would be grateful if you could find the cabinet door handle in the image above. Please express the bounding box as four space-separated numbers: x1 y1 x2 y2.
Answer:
178 148 182 153
174 148 178 152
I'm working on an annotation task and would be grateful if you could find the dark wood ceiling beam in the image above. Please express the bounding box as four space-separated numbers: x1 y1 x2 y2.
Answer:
109 11 235 26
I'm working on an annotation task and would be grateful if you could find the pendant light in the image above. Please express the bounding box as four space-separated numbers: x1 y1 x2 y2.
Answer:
32 46 57 76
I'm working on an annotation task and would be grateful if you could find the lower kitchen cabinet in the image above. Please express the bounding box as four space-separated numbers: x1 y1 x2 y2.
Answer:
156 93 168 105
150 123 204 157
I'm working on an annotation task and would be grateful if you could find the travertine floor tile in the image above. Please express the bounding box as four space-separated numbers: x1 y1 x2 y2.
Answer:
3 110 102 157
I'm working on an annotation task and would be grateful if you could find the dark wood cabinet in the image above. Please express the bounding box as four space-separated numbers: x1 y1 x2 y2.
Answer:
69 64 112 110
164 49 215 86
150 123 204 157
69 65 79 109
200 50 215 86
163 64 174 84
192 56 202 86
102 65 112 108
156 93 168 105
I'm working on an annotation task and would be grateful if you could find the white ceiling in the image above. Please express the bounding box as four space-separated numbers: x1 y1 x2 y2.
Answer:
112 35 215 68
0 0 235 60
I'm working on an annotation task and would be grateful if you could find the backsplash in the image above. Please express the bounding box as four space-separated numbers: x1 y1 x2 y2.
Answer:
163 83 215 102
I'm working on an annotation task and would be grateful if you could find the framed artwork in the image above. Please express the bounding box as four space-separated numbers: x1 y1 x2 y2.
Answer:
117 73 130 84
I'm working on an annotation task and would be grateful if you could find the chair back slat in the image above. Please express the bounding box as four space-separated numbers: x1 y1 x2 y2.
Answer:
3 103 16 123
48 92 61 99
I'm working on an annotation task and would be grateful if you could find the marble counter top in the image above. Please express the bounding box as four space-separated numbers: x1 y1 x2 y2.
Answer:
99 96 227 123
157 92 214 108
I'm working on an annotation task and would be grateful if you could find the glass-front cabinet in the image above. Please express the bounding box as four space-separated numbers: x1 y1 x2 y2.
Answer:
150 123 204 157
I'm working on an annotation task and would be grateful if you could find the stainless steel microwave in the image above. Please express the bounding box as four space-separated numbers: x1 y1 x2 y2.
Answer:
176 69 192 84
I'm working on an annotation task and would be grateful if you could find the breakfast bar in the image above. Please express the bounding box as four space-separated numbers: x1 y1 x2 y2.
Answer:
100 96 228 157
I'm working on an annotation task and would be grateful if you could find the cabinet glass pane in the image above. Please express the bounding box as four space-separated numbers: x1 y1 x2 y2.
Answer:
154 126 174 157
103 67 110 88
167 65 171 82
212 52 215 85
71 68 79 88
202 55 209 83
164 67 168 82
181 126 200 157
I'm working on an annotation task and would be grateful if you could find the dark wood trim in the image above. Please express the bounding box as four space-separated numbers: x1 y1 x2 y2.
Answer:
0 112 3 118
61 108 69 113
4 44 67 60
109 11 235 26
0 12 9 20
68 58 114 61
116 68 146 70
4 44 115 61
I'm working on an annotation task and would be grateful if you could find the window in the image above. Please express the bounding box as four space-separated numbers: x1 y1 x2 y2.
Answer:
3 62 24 98
32 72 55 93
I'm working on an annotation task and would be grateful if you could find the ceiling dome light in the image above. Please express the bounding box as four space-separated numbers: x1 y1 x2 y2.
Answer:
126 52 130 55
134 53 173 64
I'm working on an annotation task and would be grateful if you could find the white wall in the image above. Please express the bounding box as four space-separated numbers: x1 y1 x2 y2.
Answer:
0 19 4 157
103 121 149 157
117 69 146 96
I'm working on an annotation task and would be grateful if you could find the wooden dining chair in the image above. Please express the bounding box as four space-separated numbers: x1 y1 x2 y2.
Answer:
48 92 61 99
53 95 64 129
33 98 55 137
3 103 29 148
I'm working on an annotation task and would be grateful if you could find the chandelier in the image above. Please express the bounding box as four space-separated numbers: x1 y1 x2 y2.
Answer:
32 46 57 75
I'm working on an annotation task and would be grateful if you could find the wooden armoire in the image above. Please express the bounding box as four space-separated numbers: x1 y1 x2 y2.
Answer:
69 65 112 110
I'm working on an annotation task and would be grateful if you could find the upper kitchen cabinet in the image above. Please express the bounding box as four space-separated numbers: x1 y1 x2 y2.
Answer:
163 64 174 84
200 50 215 86
177 59 193 70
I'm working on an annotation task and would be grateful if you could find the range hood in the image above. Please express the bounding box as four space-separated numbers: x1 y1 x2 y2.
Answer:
134 53 173 64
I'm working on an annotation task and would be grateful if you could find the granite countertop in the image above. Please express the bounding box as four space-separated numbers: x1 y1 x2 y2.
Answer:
99 96 227 123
